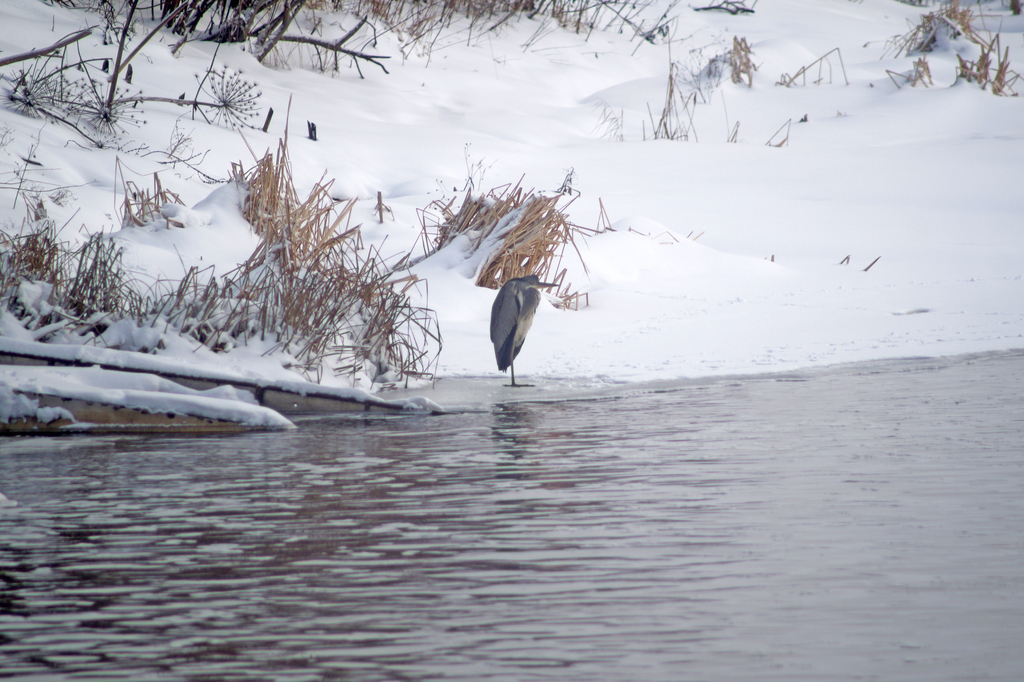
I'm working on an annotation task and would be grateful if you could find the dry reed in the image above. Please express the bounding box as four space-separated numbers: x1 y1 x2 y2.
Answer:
957 34 1020 96
0 220 62 292
647 62 698 141
776 48 849 87
208 136 442 383
887 55 933 88
1 219 144 342
120 167 185 227
885 0 979 58
420 180 592 305
2 138 441 386
729 36 758 87
885 2 1018 96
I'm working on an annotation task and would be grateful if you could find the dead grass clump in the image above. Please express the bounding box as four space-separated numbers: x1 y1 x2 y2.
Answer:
912 55 934 86
729 36 758 87
62 235 143 321
183 136 443 383
2 138 441 386
419 180 591 305
886 0 979 57
233 137 361 270
887 55 933 88
0 220 62 293
885 1 1019 95
957 35 1020 95
120 168 185 228
1 219 144 341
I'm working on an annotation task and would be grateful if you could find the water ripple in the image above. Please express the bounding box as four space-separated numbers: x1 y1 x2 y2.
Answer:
2 353 1024 680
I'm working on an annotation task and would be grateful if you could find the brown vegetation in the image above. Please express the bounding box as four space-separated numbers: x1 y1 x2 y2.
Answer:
419 180 591 307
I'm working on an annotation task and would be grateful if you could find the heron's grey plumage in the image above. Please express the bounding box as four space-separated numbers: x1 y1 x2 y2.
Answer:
490 275 556 386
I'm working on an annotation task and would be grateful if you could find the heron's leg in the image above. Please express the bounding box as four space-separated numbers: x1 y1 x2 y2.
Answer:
510 361 516 387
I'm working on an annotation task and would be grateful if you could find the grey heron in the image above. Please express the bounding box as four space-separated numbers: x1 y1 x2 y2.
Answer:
490 275 557 387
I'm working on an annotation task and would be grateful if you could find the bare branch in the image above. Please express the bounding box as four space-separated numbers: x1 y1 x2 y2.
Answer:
120 95 231 109
257 0 307 63
694 1 754 15
275 28 391 75
105 0 140 112
113 2 189 78
0 28 94 68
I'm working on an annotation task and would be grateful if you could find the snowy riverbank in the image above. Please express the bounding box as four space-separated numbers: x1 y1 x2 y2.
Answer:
2 0 1022 416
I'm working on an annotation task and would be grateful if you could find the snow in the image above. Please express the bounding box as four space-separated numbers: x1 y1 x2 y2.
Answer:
0 365 294 428
112 181 261 285
0 385 74 426
0 336 444 421
2 0 1023 416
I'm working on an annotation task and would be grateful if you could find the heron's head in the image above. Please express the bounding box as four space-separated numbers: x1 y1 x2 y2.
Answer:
517 274 558 289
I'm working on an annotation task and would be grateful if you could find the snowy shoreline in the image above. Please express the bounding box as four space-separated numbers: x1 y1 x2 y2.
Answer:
384 347 1024 412
0 336 442 432
2 0 1023 421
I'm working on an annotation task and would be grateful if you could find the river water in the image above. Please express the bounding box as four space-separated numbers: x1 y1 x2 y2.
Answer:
1 351 1023 681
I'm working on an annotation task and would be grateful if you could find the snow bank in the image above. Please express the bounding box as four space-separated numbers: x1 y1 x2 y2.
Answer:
0 366 294 429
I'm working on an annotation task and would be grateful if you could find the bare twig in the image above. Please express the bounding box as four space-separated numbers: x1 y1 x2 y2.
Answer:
257 0 307 63
694 1 754 15
112 2 189 78
776 47 848 87
0 28 94 68
120 95 231 108
274 31 391 75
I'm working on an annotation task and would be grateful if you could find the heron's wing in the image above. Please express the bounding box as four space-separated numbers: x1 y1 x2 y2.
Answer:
490 284 519 345
505 288 542 365
491 288 520 371
491 282 544 371
496 328 518 372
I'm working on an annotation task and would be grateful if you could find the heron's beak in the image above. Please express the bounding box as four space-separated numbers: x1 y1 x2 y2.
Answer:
536 281 557 288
